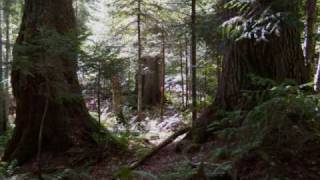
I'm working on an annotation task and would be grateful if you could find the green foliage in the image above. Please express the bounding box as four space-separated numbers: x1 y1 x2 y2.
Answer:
45 167 91 179
114 168 159 180
13 28 81 81
15 28 79 57
0 160 18 178
0 129 12 154
160 160 198 179
114 166 133 180
228 89 320 178
80 42 129 79
222 0 303 41
205 80 320 178
240 93 320 154
211 161 233 177
92 130 130 151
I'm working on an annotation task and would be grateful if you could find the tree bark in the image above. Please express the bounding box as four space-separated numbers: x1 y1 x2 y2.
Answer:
315 55 320 91
160 31 165 119
216 28 310 109
3 0 98 164
111 75 123 115
0 1 7 134
141 56 161 106
137 0 143 120
193 0 310 143
97 62 101 126
185 36 189 107
304 0 317 67
4 0 10 90
179 41 185 108
191 0 197 123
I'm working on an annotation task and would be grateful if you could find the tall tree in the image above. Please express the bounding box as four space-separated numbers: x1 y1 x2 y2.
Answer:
137 0 143 120
315 55 320 91
193 0 310 142
179 40 185 108
160 28 166 119
304 0 317 67
215 0 310 109
185 36 189 107
4 0 10 90
0 0 7 134
191 0 197 124
3 0 99 164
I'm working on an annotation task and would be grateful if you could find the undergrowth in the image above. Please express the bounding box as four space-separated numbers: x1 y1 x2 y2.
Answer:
112 80 320 180
206 80 320 179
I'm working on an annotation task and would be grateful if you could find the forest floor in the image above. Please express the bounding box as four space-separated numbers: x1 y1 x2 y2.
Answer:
5 96 320 179
3 81 320 179
4 79 207 179
4 104 195 180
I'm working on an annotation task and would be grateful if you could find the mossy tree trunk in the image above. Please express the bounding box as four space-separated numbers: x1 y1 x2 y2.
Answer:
193 0 310 143
215 31 309 109
3 0 98 164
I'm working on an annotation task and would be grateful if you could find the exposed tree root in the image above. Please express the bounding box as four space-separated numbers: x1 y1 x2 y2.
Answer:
129 127 190 170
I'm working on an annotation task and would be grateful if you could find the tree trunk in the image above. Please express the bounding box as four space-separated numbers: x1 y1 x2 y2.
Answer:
141 56 161 106
216 55 222 86
111 75 122 115
137 0 143 120
315 55 320 91
97 63 101 126
3 0 98 164
0 2 7 134
4 0 10 90
216 29 310 109
179 41 185 108
193 0 310 143
185 37 189 107
160 32 165 119
191 0 197 124
304 0 317 67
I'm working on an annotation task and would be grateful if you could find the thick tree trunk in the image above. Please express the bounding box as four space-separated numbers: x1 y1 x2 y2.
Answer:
216 28 310 109
192 0 310 143
141 56 161 106
3 0 98 164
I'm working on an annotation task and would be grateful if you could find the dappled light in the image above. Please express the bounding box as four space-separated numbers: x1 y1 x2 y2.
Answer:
0 0 318 179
